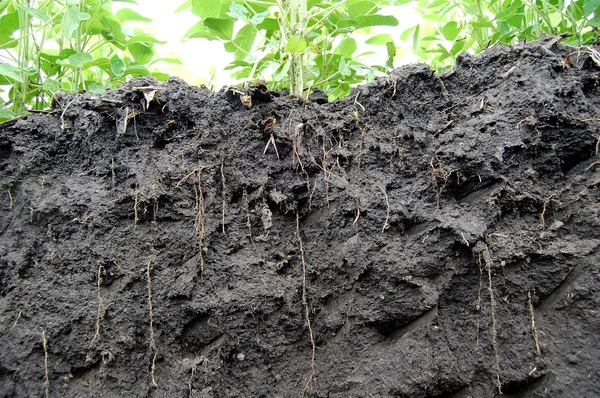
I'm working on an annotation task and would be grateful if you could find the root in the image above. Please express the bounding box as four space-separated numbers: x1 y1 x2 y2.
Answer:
353 198 360 224
242 189 254 245
429 156 450 213
91 264 104 345
528 290 541 356
41 328 49 397
194 170 207 276
177 167 207 275
296 213 316 393
475 260 484 346
12 311 22 328
188 363 197 398
36 176 46 203
221 160 226 234
146 258 159 388
185 356 208 397
482 247 503 395
133 185 145 226
375 184 390 233
7 188 12 209
539 189 565 230
292 122 306 172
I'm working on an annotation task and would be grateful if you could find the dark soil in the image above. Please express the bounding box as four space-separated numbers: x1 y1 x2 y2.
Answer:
1 38 599 397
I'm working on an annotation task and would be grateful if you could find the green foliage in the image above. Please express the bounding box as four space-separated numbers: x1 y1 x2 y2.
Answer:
406 0 600 69
179 0 402 99
0 0 174 120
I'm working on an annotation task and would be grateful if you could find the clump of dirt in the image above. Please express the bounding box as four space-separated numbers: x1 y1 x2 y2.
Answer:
1 38 599 397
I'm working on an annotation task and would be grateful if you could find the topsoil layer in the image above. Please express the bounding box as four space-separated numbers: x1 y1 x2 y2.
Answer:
1 38 599 397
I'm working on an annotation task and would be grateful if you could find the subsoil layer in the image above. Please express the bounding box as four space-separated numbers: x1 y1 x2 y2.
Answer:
1 39 600 397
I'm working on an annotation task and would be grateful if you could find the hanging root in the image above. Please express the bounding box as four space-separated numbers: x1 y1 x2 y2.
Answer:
146 258 159 388
296 213 316 393
429 156 450 212
482 247 503 395
91 263 104 345
221 160 226 234
41 328 49 397
528 290 541 356
375 184 390 233
176 167 207 275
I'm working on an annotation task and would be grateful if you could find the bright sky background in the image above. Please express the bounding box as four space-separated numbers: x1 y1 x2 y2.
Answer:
120 1 422 88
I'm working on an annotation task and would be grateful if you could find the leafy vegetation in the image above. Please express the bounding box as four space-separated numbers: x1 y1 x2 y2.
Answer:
179 0 407 99
0 0 177 120
1 0 600 120
406 0 600 69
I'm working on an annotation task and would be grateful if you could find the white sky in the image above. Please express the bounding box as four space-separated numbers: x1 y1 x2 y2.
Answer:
123 1 422 88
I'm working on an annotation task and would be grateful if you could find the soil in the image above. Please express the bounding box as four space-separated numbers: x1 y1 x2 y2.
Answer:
1 38 599 398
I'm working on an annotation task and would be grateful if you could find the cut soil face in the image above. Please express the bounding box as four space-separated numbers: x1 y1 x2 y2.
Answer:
1 39 599 397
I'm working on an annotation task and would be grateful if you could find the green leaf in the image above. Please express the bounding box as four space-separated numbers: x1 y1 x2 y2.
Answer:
175 0 192 13
0 63 24 83
151 57 184 66
127 35 167 45
273 58 291 81
470 18 495 29
356 14 398 27
413 24 420 51
43 78 60 93
224 42 236 53
339 58 351 76
250 11 268 25
101 16 126 47
399 25 416 41
386 41 396 69
183 21 214 40
0 35 18 49
227 4 248 20
204 18 234 40
110 56 125 76
347 1 378 18
82 57 111 69
18 5 50 22
441 21 460 41
450 40 465 55
128 43 154 64
336 37 357 57
62 5 81 39
0 12 19 36
68 52 94 67
117 8 152 23
192 0 231 18
123 64 150 76
256 18 280 32
286 36 307 53
87 82 107 94
336 18 360 29
365 33 393 45
584 0 600 15
233 24 256 60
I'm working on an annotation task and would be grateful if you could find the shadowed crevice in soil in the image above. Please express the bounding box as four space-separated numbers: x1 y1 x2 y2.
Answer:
1 39 599 397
